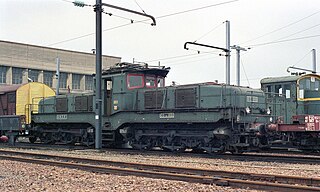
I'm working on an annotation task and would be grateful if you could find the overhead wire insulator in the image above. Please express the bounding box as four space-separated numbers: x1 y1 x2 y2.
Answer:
73 1 85 7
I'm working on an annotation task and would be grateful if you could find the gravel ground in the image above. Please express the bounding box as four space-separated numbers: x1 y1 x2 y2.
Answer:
0 160 261 192
1 146 319 192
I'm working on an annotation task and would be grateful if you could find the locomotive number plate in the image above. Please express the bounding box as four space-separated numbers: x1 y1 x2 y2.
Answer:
56 114 68 120
159 113 175 119
247 96 258 103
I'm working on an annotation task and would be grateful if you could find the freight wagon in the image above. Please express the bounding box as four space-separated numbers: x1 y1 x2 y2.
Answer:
0 82 55 143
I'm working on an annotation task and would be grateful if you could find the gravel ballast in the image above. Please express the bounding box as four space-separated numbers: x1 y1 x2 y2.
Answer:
0 159 260 192
1 146 319 191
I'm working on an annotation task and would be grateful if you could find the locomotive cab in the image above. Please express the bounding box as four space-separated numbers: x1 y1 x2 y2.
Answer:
261 74 320 124
101 62 170 116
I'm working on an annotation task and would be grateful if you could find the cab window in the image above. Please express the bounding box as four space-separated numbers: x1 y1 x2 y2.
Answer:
146 76 156 88
157 77 165 87
127 74 144 89
299 77 320 91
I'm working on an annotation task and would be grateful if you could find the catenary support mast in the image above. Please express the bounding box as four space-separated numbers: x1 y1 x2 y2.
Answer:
95 0 103 149
225 20 231 85
230 45 247 86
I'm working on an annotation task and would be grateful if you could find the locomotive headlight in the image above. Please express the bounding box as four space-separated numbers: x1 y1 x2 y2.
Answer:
267 108 271 115
236 115 241 122
245 107 251 114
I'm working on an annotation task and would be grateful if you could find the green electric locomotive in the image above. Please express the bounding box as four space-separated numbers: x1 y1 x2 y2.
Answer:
261 74 320 150
30 63 273 153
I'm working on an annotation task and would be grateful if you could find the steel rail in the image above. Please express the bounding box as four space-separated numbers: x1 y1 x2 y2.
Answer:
4 143 320 164
0 150 320 191
0 154 319 192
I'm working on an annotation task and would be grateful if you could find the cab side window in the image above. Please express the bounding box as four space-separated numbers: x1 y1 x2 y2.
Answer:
127 74 144 89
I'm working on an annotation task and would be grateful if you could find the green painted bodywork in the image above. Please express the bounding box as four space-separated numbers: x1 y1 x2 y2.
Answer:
32 63 270 133
261 74 320 123
32 94 95 127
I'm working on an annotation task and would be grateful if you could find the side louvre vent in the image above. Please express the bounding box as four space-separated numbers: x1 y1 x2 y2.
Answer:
87 95 93 111
175 88 197 108
75 96 88 111
144 91 164 109
56 98 68 112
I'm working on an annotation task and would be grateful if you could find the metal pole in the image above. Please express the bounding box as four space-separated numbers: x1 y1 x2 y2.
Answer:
312 49 316 73
225 20 231 85
236 49 240 86
95 0 102 149
55 57 60 95
231 45 247 86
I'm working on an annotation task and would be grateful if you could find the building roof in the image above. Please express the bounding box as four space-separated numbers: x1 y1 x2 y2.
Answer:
0 40 121 60
0 84 23 94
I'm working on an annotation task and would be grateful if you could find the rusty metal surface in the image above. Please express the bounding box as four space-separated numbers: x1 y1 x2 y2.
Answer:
0 91 16 115
278 115 320 132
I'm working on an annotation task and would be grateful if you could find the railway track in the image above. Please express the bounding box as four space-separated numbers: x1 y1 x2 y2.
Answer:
104 148 320 165
2 142 320 165
0 150 319 191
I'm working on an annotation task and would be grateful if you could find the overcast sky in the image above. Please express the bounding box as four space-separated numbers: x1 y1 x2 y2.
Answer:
1 0 320 88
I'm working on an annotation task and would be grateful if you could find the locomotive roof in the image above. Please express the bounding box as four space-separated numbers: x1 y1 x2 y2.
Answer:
260 73 320 84
102 62 170 77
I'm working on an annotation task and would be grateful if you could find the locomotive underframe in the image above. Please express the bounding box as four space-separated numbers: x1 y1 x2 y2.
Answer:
29 123 95 145
119 122 269 153
270 131 320 151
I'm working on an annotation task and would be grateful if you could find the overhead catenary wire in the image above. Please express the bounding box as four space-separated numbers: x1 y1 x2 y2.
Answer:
133 0 146 14
291 50 312 67
142 48 227 65
143 53 207 63
193 22 224 43
143 52 218 65
240 58 250 86
248 34 320 47
273 23 320 42
48 0 240 46
165 54 222 66
102 10 150 25
241 10 320 45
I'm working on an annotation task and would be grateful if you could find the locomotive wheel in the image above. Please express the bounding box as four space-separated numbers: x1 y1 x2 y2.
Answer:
29 136 37 143
61 133 74 145
40 133 55 144
230 146 244 154
191 148 205 153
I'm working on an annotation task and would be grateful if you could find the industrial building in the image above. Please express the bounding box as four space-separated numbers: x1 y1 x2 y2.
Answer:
0 40 121 94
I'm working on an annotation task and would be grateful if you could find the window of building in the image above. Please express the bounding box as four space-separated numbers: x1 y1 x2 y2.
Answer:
28 69 39 82
72 74 81 90
44 71 54 87
127 74 144 89
59 72 67 89
0 66 7 84
85 75 93 90
12 67 24 84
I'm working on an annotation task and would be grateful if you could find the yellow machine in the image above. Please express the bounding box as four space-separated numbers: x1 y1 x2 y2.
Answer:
16 82 55 124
